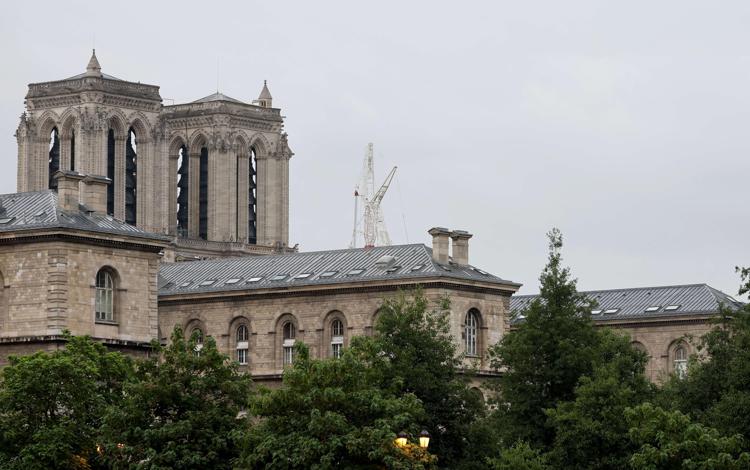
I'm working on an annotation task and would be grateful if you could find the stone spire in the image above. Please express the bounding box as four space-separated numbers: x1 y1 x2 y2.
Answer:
256 80 272 107
85 49 102 78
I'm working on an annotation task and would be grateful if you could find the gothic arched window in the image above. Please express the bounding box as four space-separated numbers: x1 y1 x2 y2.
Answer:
125 127 138 225
95 268 115 322
176 144 189 237
465 309 480 357
236 324 249 365
48 127 60 190
248 147 258 244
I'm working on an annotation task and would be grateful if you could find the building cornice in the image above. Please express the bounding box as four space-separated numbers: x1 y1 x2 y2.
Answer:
0 229 168 253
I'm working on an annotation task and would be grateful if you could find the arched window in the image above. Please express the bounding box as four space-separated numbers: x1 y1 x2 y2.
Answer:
48 127 60 190
95 269 115 322
236 324 249 365
106 129 115 216
331 318 344 358
69 130 75 171
282 321 296 365
199 146 209 240
248 147 258 244
125 127 138 225
674 345 688 379
176 144 189 237
191 327 204 353
465 309 479 357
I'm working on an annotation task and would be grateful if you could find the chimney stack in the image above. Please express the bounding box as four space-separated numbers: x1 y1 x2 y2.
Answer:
428 227 451 264
450 230 473 265
81 175 111 214
54 171 85 212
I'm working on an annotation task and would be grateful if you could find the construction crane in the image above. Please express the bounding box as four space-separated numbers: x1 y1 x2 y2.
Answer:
349 143 397 248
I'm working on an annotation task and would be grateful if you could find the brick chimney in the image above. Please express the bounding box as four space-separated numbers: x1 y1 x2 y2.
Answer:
54 171 85 212
450 230 473 265
81 175 111 213
428 227 451 264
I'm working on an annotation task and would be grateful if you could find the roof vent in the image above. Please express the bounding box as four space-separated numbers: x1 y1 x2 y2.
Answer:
375 255 397 270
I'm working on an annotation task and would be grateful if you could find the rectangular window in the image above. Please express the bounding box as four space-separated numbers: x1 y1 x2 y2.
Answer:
283 339 295 365
331 336 344 358
237 347 248 365
95 288 113 321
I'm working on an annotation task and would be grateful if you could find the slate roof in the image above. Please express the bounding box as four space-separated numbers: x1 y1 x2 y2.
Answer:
192 92 246 104
511 284 744 321
64 72 123 81
0 190 169 242
159 243 520 295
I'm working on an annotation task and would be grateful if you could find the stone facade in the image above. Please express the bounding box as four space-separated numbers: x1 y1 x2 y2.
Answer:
15 51 292 258
159 279 514 386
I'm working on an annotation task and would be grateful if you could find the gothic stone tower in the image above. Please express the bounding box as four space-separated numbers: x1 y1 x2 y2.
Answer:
15 51 292 258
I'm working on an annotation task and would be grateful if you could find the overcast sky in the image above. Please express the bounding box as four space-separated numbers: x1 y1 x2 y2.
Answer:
1 1 748 298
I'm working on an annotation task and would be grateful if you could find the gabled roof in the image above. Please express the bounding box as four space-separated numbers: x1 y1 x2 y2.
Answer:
159 243 520 295
0 190 169 242
192 92 246 104
511 284 744 321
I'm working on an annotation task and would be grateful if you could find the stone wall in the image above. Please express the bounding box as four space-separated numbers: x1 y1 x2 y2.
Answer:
159 284 512 385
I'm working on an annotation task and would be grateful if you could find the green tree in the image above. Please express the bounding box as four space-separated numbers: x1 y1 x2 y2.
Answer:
357 289 485 467
662 305 750 440
100 327 251 469
0 334 133 470
487 441 549 470
236 342 431 469
627 403 750 469
546 330 654 469
487 228 599 446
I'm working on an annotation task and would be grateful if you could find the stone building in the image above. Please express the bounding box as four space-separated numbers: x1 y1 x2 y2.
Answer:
511 284 743 382
16 50 293 260
1 51 741 385
0 171 168 359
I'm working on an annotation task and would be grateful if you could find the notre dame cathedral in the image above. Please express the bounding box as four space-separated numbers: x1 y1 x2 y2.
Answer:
0 51 739 386
16 50 292 260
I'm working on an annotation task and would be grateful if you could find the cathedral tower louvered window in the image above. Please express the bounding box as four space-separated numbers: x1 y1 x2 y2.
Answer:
248 147 258 244
199 147 208 240
125 128 138 225
48 127 60 190
106 130 115 216
69 130 75 171
176 145 189 237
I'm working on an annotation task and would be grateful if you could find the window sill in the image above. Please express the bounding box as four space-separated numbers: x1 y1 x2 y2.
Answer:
95 319 119 326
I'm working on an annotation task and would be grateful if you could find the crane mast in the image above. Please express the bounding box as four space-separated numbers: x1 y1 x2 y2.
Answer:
349 143 397 248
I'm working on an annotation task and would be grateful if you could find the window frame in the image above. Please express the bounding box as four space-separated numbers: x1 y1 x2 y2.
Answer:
465 309 480 357
95 268 116 323
236 324 249 365
282 321 296 365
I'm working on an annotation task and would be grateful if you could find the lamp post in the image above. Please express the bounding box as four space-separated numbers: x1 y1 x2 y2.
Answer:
394 429 430 449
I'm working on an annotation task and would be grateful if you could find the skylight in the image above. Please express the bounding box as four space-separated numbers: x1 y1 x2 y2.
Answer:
178 281 192 288
410 265 424 272
591 309 603 315
347 268 365 276
664 305 680 311
270 274 288 281
199 279 217 287
225 278 242 285
644 306 660 312
0 217 14 224
320 271 338 278
604 308 619 314
162 282 175 289
246 277 263 283
294 272 313 279
385 265 402 273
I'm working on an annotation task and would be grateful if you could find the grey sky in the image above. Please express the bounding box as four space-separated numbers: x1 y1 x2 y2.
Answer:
1 1 748 299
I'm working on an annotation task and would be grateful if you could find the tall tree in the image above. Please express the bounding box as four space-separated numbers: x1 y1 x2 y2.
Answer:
237 342 431 469
358 289 485 467
545 329 654 469
487 228 599 446
100 327 251 469
0 335 133 470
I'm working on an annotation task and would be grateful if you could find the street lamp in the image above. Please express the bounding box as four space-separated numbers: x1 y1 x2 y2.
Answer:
395 431 408 448
418 430 431 449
